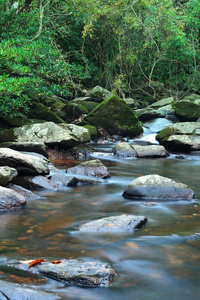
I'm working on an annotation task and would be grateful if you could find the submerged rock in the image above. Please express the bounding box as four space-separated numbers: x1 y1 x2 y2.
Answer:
14 175 59 190
14 259 117 287
66 159 110 179
0 186 26 211
85 95 143 137
79 214 147 233
0 279 61 300
7 183 39 199
122 174 195 200
0 166 18 186
0 148 49 176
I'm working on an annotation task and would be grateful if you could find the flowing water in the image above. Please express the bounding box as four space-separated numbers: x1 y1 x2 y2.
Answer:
0 119 200 299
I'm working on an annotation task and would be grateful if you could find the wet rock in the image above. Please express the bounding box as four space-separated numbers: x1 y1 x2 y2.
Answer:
132 145 169 158
0 122 90 148
135 108 160 121
85 95 143 137
7 183 39 199
149 97 174 109
75 175 104 184
14 259 117 287
112 142 137 158
14 175 59 190
0 142 48 158
0 166 18 186
79 214 147 233
122 174 195 200
0 279 61 300
0 186 26 211
49 174 78 187
66 159 110 179
156 122 200 152
0 148 49 176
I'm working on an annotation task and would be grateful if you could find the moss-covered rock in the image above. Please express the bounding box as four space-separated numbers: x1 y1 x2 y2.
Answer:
0 115 31 128
85 96 143 137
30 107 65 123
61 102 87 122
72 100 98 112
174 100 200 121
89 86 114 103
83 125 97 140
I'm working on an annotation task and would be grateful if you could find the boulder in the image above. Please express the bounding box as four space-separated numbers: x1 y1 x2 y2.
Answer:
66 159 110 179
0 148 49 176
79 214 147 233
156 104 174 117
0 166 18 186
83 125 97 140
85 96 143 137
122 174 195 200
135 108 161 121
174 100 200 121
48 174 78 187
0 142 48 158
89 85 114 103
0 122 90 148
183 93 200 101
149 97 174 108
0 186 26 211
13 175 59 190
14 259 117 287
156 122 200 152
0 279 60 300
112 142 137 158
132 145 169 158
61 102 87 122
8 183 39 199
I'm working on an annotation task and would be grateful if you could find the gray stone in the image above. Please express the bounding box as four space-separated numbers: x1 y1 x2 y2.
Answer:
13 175 59 190
132 145 169 158
156 122 200 152
8 183 39 199
112 142 137 158
0 148 49 176
135 108 160 121
79 214 147 233
0 166 18 186
0 186 26 211
156 104 174 117
0 142 48 158
0 122 90 148
75 176 104 184
89 85 114 102
49 174 78 187
13 259 117 287
149 97 174 108
66 159 110 179
72 97 91 102
0 279 60 300
122 174 195 200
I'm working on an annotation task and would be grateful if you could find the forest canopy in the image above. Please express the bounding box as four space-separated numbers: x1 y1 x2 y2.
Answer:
0 0 200 116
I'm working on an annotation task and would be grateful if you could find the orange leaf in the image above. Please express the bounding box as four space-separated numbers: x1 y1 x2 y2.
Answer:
28 259 45 268
51 260 62 264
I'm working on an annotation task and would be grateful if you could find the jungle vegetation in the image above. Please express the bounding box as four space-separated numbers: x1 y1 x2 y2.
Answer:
0 0 200 117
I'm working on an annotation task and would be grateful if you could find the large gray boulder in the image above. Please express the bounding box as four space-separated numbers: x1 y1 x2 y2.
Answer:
48 174 78 187
112 142 137 158
0 186 26 211
0 166 18 186
0 280 60 300
174 100 200 121
0 148 49 176
89 85 114 103
0 142 48 158
66 159 110 179
156 122 200 152
79 214 147 233
0 122 90 148
122 174 195 200
14 259 117 287
149 97 174 109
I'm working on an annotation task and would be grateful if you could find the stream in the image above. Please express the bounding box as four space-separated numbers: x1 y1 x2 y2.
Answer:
0 118 200 299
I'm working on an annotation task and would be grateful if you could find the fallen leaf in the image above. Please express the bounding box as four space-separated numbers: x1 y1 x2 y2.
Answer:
51 260 62 264
28 259 45 268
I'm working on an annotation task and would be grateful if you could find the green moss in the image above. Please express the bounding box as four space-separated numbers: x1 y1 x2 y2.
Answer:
174 101 200 121
30 107 66 123
83 125 97 138
85 95 143 137
62 102 88 122
156 126 175 142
